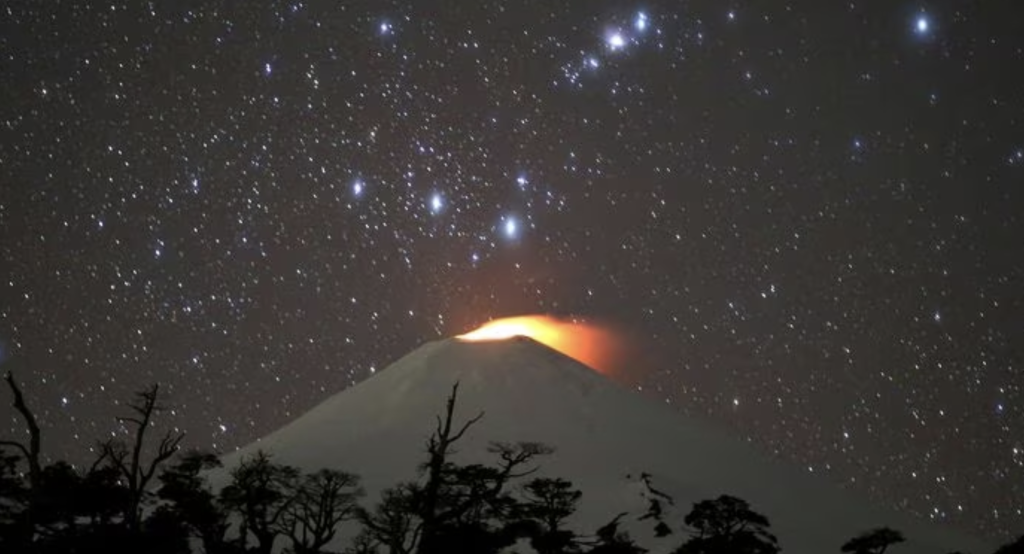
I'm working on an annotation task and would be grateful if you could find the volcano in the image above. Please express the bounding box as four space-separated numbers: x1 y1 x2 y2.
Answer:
220 336 987 554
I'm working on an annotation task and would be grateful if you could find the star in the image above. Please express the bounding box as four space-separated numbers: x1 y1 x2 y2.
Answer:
914 13 931 35
634 12 649 33
502 216 519 239
606 31 627 51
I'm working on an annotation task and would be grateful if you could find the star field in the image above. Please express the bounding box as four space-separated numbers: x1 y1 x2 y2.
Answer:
1 0 1023 541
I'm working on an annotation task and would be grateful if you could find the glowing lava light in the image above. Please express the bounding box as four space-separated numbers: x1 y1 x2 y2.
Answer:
457 315 621 374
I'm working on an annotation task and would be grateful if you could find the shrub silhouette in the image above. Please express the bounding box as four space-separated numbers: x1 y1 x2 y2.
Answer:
673 495 779 554
994 535 1024 554
219 450 300 554
841 527 906 554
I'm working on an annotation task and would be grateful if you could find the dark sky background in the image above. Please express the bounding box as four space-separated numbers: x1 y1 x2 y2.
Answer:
1 0 1022 540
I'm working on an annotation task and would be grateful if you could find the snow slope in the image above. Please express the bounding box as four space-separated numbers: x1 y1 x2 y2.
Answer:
217 336 988 554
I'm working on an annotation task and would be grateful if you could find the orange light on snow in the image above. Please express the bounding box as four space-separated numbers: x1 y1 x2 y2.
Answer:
457 315 618 374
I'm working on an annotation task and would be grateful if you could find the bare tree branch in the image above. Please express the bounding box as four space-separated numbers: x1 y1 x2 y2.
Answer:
100 384 184 532
3 371 41 489
0 439 30 461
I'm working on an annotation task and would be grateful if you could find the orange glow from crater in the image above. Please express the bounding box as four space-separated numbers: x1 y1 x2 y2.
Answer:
457 315 619 374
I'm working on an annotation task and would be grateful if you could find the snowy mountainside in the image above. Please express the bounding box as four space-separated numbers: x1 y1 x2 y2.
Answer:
216 336 987 554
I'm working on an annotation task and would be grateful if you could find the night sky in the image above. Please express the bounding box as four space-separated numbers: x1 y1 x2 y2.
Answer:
1 0 1023 541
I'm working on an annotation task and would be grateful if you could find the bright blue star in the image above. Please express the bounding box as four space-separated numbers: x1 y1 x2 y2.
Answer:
606 31 627 51
503 216 519 239
429 192 443 213
379 21 392 35
914 14 930 35
635 12 648 32
353 180 364 197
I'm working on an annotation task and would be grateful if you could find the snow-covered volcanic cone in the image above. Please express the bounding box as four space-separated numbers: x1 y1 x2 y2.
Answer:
218 335 987 554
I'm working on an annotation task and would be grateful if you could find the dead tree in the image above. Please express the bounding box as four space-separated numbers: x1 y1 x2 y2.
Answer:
98 384 184 532
418 382 484 553
283 469 363 554
1 372 42 490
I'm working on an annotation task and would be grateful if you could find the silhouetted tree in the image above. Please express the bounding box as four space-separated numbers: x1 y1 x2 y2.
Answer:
97 384 185 532
24 459 137 552
141 508 192 554
416 382 485 553
841 528 905 554
0 450 27 544
155 450 230 553
282 468 363 554
418 430 550 550
995 535 1024 554
674 495 779 554
586 512 647 554
1 371 42 549
359 483 421 554
344 530 383 554
0 379 200 554
360 384 552 554
518 477 582 554
428 441 551 552
1 372 42 490
220 450 299 554
78 462 130 526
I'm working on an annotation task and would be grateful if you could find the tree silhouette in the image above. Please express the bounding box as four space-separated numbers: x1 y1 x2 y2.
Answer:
220 450 300 554
995 535 1024 554
1 372 42 490
0 450 27 546
359 383 552 554
97 384 185 532
283 468 364 554
518 477 583 554
674 495 779 554
1 371 42 549
841 528 905 554
586 512 647 554
23 459 137 552
1 380 197 553
417 382 484 554
359 482 421 554
155 450 231 553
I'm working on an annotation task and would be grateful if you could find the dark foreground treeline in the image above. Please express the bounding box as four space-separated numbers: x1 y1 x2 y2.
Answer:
0 373 1020 554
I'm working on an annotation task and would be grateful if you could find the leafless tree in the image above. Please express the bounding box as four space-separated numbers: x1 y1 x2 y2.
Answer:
417 382 484 553
97 384 184 531
1 372 42 490
283 468 364 554
220 450 299 554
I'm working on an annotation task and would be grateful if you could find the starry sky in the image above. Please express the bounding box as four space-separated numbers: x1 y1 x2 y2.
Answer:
1 0 1023 541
